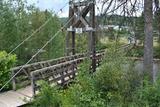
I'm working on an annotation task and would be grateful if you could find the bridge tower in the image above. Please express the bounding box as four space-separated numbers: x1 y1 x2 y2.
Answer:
66 0 96 72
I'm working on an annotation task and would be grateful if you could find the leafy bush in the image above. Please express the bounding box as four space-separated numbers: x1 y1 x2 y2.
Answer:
154 46 160 58
134 78 160 107
31 82 61 107
126 46 144 57
0 51 16 91
93 49 142 107
59 50 141 107
60 60 106 107
127 45 160 59
30 48 160 107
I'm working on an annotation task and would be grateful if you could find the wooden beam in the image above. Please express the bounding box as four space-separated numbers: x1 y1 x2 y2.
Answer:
72 4 92 27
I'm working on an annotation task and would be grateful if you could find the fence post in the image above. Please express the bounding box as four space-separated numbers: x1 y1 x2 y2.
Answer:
31 72 36 97
12 70 16 91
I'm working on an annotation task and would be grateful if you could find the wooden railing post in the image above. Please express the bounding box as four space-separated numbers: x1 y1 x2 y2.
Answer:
61 67 65 86
12 70 16 91
31 73 36 96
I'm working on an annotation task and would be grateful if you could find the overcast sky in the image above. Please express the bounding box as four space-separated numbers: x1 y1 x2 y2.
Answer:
27 0 142 17
27 0 69 17
27 0 104 17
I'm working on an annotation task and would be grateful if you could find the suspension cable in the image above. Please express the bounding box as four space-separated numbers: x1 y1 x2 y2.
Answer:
0 16 74 92
0 1 69 61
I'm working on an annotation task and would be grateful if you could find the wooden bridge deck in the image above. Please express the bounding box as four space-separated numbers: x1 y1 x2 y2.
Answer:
0 86 33 107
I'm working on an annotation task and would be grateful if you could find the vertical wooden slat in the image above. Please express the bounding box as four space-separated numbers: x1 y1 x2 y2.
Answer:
31 73 36 96
60 66 65 86
12 70 16 91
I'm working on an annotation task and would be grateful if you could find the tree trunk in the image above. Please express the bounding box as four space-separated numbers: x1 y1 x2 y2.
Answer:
154 0 160 43
143 0 153 82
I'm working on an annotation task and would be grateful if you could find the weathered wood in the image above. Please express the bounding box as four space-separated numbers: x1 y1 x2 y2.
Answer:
0 86 32 107
67 0 96 58
11 70 16 91
73 0 94 7
31 73 36 96
11 53 87 90
10 50 105 95
30 59 83 95
0 51 105 107
11 53 86 72
30 52 105 95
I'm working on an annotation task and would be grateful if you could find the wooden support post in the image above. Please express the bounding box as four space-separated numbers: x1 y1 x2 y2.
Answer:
71 62 76 79
72 31 75 55
31 73 36 96
88 32 93 56
66 1 75 56
90 2 96 72
66 32 70 56
61 67 65 86
12 70 16 91
66 0 96 72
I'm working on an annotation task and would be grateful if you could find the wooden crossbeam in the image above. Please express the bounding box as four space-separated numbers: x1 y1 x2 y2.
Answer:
72 0 94 7
72 4 93 27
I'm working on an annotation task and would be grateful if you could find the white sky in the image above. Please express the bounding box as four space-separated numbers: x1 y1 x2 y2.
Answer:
27 0 103 17
27 0 143 17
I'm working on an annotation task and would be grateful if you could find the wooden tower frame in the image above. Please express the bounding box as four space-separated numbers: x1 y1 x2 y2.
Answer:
66 0 96 72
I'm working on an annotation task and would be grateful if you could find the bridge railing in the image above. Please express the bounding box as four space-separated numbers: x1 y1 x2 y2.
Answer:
11 53 86 90
30 52 105 96
30 58 84 95
11 50 105 92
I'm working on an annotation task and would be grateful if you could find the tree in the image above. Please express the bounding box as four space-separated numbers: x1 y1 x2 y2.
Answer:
154 0 160 42
0 1 65 65
143 0 154 82
135 13 145 45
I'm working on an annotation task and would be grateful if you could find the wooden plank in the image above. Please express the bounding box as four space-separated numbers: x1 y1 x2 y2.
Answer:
16 86 33 98
0 86 32 107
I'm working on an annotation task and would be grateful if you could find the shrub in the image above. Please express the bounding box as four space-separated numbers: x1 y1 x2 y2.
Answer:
30 47 160 107
32 82 61 107
0 51 16 91
134 78 160 107
61 60 106 107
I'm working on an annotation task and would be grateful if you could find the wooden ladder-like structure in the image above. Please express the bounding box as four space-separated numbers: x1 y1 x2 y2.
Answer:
66 0 97 72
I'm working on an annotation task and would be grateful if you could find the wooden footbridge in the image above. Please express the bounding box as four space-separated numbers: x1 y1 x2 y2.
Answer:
0 50 105 107
0 0 134 106
0 0 103 106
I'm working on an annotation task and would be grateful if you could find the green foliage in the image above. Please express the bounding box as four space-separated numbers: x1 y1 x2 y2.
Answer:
60 60 105 107
126 46 144 57
93 49 141 107
154 46 160 58
31 82 61 107
30 48 160 107
134 13 145 44
133 79 160 107
28 10 64 62
0 51 16 91
0 1 65 65
127 45 160 59
76 34 88 53
32 49 140 107
30 48 137 107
